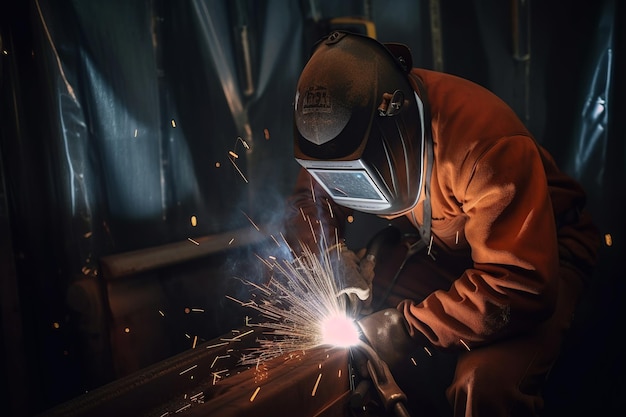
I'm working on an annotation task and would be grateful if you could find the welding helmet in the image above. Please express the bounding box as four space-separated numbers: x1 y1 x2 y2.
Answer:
293 31 426 215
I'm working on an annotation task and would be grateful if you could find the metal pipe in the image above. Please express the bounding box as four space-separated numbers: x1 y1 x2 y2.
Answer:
99 225 269 279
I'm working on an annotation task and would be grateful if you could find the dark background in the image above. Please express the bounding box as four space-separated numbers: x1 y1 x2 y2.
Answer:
1 1 623 416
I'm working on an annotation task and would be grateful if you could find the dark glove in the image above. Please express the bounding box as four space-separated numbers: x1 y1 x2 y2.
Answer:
356 308 417 371
333 245 375 317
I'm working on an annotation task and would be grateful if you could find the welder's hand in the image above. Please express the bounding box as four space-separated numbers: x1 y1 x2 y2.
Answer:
334 246 375 318
356 308 417 371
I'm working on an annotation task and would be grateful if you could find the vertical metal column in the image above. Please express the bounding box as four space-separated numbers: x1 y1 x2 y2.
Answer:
512 0 531 125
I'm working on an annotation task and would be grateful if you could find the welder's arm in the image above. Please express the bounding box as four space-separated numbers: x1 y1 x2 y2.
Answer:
283 168 352 255
399 137 562 351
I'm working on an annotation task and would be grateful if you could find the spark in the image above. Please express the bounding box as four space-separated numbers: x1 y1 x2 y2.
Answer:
227 136 250 183
187 238 200 245
179 364 197 375
211 355 231 368
175 404 191 413
269 234 281 247
190 392 204 401
309 176 316 203
306 216 317 243
311 373 322 396
219 329 254 342
460 339 471 351
279 233 294 253
325 199 334 218
228 156 249 183
241 210 260 231
332 187 348 197
233 329 254 339
254 254 274 270
236 136 250 150
250 386 261 402
225 295 248 306
230 238 360 366
206 342 229 349
212 370 227 385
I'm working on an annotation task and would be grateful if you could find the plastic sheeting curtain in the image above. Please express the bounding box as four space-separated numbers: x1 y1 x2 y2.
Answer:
31 0 304 258
3 0 308 413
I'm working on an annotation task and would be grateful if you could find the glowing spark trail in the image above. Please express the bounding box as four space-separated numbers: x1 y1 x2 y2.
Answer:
179 365 197 375
206 342 228 349
228 157 249 183
311 373 322 396
250 386 261 402
241 210 260 231
232 241 360 366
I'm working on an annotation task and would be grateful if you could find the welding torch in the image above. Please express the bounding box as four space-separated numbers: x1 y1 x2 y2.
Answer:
344 226 415 416
351 340 411 417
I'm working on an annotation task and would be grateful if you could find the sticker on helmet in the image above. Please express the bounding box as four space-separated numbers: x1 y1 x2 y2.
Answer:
302 86 331 114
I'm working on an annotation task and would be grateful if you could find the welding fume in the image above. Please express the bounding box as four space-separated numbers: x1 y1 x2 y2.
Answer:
281 31 600 417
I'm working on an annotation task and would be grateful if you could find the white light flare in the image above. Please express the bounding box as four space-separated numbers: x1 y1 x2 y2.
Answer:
231 237 364 366
319 313 360 348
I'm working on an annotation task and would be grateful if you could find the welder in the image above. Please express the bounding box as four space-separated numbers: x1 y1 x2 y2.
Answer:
284 31 600 417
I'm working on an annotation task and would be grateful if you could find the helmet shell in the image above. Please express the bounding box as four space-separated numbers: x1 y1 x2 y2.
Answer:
293 31 425 215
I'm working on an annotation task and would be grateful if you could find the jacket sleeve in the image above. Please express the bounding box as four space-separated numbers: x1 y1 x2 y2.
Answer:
399 136 561 350
283 168 353 255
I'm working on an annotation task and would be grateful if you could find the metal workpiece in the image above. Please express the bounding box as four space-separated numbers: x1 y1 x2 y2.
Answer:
40 326 353 417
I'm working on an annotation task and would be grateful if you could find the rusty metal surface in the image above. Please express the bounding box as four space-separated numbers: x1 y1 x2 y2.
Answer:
39 327 352 417
176 347 351 417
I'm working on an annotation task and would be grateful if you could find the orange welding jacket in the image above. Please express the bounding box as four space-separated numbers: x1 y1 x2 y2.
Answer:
285 68 599 351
